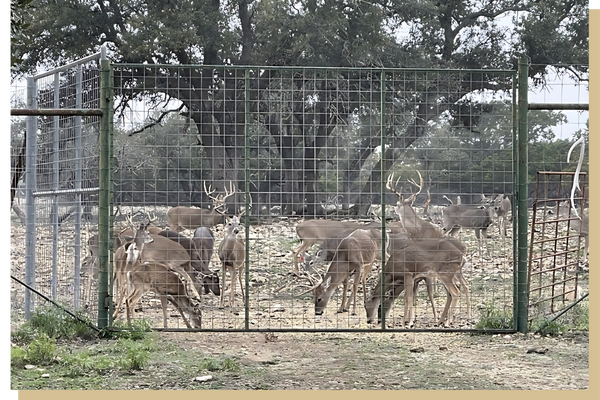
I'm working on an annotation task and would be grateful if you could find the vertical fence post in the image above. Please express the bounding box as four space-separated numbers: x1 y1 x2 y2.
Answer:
73 65 83 310
97 51 113 329
512 76 518 326
516 57 529 333
379 70 387 330
24 77 37 320
244 68 251 330
51 73 60 300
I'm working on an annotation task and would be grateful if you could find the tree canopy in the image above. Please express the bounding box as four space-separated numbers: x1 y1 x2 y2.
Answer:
11 0 589 215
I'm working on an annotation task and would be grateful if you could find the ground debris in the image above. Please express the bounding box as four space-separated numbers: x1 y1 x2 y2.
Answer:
526 347 549 354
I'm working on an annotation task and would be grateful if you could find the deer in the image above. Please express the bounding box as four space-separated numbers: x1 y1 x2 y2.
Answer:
217 207 248 308
123 259 202 329
167 181 236 232
300 229 378 316
554 200 589 264
364 236 471 328
291 219 390 273
387 171 444 239
442 202 493 258
111 213 157 313
490 194 511 238
158 229 220 296
192 226 216 276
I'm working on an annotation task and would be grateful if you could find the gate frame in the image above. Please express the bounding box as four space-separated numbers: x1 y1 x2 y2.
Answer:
103 62 523 333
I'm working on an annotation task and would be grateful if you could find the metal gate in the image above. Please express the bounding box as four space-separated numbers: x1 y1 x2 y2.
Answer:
528 172 588 319
10 51 105 326
107 63 520 332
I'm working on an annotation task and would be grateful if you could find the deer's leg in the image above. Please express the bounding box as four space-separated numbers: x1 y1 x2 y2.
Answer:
237 265 245 306
456 271 471 320
159 294 169 328
230 266 236 307
361 263 372 313
219 263 226 307
125 287 143 326
437 272 460 327
404 273 415 328
338 275 350 313
423 277 437 322
350 267 362 315
482 228 490 257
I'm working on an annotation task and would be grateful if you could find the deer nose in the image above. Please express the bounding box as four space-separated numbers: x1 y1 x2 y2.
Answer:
233 227 239 234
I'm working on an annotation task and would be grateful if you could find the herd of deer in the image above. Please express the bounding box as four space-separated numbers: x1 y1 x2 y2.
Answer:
81 172 588 329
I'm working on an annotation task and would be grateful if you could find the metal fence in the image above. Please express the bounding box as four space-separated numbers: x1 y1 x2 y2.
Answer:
11 57 588 333
10 52 103 324
108 64 518 331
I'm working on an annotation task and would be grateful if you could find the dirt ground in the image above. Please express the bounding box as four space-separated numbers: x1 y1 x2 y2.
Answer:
127 330 589 390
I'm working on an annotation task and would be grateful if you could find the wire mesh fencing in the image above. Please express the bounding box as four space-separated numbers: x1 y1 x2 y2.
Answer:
109 65 517 331
10 55 102 326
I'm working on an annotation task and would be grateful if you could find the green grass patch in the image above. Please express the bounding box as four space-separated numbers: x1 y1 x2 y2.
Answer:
474 302 514 330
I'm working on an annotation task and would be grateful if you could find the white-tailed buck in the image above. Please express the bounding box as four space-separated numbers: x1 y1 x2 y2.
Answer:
387 171 444 239
555 200 589 263
217 208 247 307
167 181 236 231
301 229 377 316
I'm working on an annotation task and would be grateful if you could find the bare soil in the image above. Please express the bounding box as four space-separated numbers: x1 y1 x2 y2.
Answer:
149 330 589 390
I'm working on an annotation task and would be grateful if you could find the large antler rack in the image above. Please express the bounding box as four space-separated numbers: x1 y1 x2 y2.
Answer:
204 181 237 215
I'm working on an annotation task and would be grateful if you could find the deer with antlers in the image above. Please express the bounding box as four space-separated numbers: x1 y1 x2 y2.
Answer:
387 171 444 239
167 181 236 231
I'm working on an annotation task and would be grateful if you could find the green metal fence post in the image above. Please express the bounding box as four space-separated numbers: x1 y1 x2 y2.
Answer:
380 70 387 330
516 57 529 333
244 68 251 330
98 52 114 329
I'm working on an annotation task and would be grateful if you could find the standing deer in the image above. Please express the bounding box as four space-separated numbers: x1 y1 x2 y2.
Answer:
193 226 216 276
167 181 235 231
217 209 247 307
491 194 511 238
442 203 492 258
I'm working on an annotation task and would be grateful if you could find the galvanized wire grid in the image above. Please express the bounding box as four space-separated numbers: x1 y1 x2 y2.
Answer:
10 60 102 322
110 65 516 331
